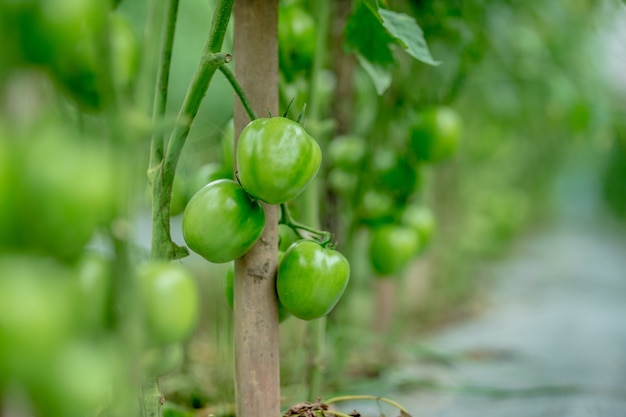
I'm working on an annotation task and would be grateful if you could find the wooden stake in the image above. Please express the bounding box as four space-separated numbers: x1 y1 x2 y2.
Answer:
233 2 281 417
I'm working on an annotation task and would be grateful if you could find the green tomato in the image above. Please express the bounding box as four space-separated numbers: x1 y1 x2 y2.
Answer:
327 167 359 196
11 0 106 66
221 119 235 175
401 204 436 249
183 179 265 263
279 4 317 77
170 173 190 217
109 11 139 93
369 225 420 276
327 135 367 169
39 0 109 111
8 127 118 259
278 224 299 252
76 253 112 333
277 240 350 321
30 340 119 417
0 255 77 383
189 162 231 199
358 189 395 224
142 343 184 376
224 253 291 322
409 106 462 163
371 148 421 197
138 262 199 346
0 136 18 247
237 117 321 204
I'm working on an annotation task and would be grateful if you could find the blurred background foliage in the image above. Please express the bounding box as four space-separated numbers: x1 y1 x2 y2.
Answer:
1 0 625 414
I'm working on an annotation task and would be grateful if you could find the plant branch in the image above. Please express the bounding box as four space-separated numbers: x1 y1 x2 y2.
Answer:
149 0 180 173
148 0 183 262
325 395 412 416
219 65 257 121
149 0 234 260
280 203 332 245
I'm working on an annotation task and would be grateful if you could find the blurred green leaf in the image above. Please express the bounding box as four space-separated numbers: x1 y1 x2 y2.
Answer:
345 2 438 94
355 53 392 95
379 8 440 66
345 2 395 94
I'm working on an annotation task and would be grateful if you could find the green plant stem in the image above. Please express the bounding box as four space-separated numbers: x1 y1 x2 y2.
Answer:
325 395 412 416
148 0 182 262
279 203 332 245
149 0 234 260
140 0 167 115
160 50 231 207
149 0 180 171
141 377 162 417
306 0 330 125
303 0 331 400
219 65 257 121
307 316 326 400
319 410 353 417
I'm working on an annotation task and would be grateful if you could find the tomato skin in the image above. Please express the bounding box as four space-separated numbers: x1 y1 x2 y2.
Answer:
279 4 317 77
220 119 235 175
278 224 299 252
138 262 199 346
0 137 18 246
358 189 395 225
372 148 421 198
189 162 231 198
30 340 119 417
327 135 367 169
170 173 190 217
0 255 78 383
327 168 359 196
369 225 420 276
183 179 265 263
277 240 350 321
409 106 462 163
76 253 112 333
10 0 105 66
401 204 436 249
109 11 139 93
237 117 322 205
1 126 118 259
37 0 108 111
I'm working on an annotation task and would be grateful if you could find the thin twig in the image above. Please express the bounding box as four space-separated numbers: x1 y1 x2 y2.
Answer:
219 65 257 121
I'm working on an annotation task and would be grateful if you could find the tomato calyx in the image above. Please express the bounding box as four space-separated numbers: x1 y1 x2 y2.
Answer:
279 203 333 247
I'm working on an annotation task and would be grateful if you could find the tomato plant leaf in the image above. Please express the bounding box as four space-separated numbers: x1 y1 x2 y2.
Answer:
345 3 396 66
345 2 395 94
355 53 392 95
345 2 439 94
378 8 440 66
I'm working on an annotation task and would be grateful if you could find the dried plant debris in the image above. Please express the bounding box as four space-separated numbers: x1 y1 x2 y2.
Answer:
283 398 329 417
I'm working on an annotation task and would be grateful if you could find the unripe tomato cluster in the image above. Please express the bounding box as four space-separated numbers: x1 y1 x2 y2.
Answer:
325 105 462 277
183 117 350 321
0 251 200 415
0 123 200 408
1 0 140 112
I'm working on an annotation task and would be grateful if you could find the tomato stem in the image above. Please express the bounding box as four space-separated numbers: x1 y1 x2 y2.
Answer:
279 203 333 246
219 65 257 121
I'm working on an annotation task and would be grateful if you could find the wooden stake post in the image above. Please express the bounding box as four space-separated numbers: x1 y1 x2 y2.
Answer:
233 2 281 417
